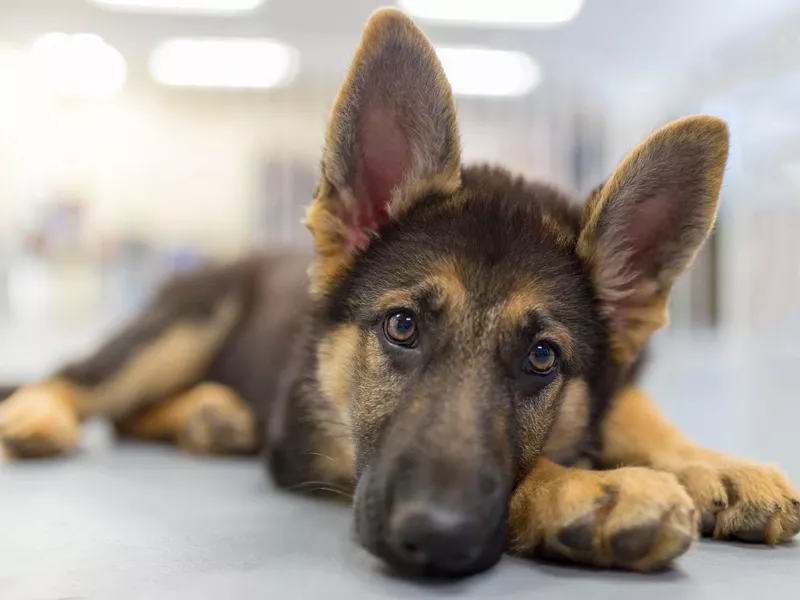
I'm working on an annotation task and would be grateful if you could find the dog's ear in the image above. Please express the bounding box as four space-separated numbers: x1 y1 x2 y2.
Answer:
578 115 729 364
305 8 460 296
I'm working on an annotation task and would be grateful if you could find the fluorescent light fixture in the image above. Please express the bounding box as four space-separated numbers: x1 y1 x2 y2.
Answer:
89 0 265 15
29 33 127 99
399 0 584 27
436 47 540 97
150 38 298 89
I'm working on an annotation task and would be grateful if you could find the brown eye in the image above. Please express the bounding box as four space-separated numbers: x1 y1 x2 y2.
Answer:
523 342 557 376
384 311 418 346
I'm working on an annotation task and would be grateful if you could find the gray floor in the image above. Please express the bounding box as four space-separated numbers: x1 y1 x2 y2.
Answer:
2 333 800 599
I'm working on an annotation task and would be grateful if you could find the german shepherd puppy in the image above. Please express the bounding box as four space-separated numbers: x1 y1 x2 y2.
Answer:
1 8 798 578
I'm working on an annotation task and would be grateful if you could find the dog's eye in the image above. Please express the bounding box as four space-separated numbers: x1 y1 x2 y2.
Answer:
384 311 418 347
522 342 558 376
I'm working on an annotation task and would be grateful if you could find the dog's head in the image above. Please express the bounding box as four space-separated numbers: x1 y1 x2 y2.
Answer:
306 8 728 577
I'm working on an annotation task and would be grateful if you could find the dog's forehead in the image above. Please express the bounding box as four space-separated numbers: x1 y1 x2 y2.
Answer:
346 166 589 327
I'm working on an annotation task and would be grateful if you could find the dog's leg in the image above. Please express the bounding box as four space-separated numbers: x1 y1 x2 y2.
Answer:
601 385 800 544
0 379 85 458
116 382 257 455
0 264 252 459
509 457 697 571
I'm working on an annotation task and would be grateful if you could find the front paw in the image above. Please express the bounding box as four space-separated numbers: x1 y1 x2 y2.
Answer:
510 467 698 571
0 383 80 458
669 454 800 545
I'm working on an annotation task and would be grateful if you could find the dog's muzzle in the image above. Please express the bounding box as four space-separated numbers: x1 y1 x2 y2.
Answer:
355 454 509 577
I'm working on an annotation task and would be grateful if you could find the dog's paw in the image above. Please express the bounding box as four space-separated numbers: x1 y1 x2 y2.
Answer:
511 467 698 571
0 382 81 458
176 383 257 455
668 454 800 545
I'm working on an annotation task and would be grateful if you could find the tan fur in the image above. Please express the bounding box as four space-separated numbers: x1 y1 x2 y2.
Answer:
577 116 729 365
304 197 356 299
305 8 461 298
117 382 257 455
86 294 242 418
425 259 469 314
0 379 86 457
608 293 668 366
311 428 356 489
602 386 800 545
372 259 468 316
498 288 545 330
317 324 360 412
543 379 590 460
372 290 419 315
509 457 697 571
315 324 358 481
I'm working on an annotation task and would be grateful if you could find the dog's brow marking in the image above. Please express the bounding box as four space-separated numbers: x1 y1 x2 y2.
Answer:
373 290 417 313
371 262 467 315
426 258 468 313
500 286 545 327
498 293 576 362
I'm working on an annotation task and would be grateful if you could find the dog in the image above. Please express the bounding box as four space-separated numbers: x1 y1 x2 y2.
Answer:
1 7 798 578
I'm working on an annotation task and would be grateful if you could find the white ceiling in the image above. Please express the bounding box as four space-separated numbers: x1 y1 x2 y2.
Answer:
2 0 798 95
4 0 800 166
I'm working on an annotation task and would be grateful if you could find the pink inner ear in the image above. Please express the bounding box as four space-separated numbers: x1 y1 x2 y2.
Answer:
344 102 412 252
621 192 676 278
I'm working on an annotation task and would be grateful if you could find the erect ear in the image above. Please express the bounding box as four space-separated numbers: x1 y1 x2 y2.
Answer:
305 8 461 297
577 115 729 365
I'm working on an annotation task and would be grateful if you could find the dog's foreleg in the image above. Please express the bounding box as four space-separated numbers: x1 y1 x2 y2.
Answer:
0 266 250 458
600 386 800 544
116 382 258 455
509 456 697 571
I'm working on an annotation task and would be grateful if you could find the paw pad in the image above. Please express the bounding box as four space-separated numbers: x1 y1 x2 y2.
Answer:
610 521 660 562
558 513 596 552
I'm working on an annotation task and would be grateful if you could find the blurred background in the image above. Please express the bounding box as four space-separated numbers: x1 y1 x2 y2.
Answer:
0 0 798 387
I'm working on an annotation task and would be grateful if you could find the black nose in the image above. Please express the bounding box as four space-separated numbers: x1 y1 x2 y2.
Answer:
387 501 490 575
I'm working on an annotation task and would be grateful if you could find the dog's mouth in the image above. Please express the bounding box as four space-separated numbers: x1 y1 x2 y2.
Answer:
353 467 509 578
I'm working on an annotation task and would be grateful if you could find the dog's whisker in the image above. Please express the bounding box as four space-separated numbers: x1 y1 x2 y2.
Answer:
311 487 353 499
287 480 353 499
303 451 335 462
289 479 348 491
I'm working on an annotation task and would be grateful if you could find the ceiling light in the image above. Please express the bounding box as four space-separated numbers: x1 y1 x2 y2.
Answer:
29 33 127 99
89 0 265 15
435 47 540 97
150 38 299 89
399 0 584 27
